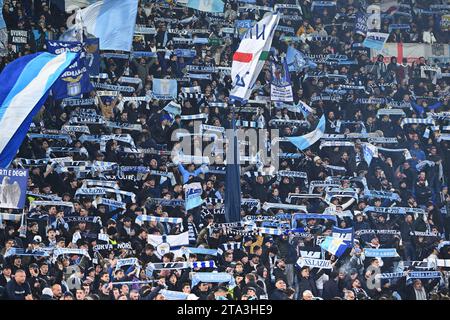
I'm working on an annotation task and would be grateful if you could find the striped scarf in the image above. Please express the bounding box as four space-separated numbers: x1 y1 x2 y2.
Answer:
217 242 242 255
400 118 435 128
136 215 183 225
320 141 355 149
180 113 208 121
235 120 264 128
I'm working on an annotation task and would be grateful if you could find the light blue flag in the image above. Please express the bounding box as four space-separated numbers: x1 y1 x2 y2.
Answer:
184 182 204 211
61 0 139 51
185 0 225 13
153 79 178 100
286 46 317 72
0 51 78 168
287 115 326 150
163 101 182 116
320 236 348 257
363 32 390 51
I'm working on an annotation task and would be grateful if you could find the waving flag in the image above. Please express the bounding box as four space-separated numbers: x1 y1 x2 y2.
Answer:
61 0 139 51
320 236 348 257
363 32 390 51
297 100 314 118
286 46 317 72
230 12 280 103
332 227 354 246
179 0 225 13
287 115 325 150
0 52 78 168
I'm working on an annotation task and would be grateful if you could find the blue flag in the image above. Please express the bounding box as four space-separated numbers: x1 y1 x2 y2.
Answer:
286 46 317 72
225 114 241 223
287 115 326 150
61 0 139 51
0 52 78 167
363 32 390 51
46 40 93 100
320 236 348 257
84 37 100 76
332 227 354 246
355 12 368 36
185 0 224 13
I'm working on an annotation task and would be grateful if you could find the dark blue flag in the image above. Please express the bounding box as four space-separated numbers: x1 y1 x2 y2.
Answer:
84 37 100 76
225 109 242 223
46 40 92 100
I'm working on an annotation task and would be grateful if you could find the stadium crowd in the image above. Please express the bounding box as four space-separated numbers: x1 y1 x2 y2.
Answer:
0 0 450 301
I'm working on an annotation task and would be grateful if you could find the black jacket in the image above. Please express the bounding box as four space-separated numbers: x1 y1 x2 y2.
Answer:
322 279 341 300
297 275 319 298
6 280 32 300
270 288 289 300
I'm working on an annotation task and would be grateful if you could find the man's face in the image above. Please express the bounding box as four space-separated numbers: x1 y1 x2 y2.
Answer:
275 280 286 290
52 285 62 298
15 271 26 284
303 291 313 300
199 283 209 292
414 280 423 290
345 291 355 300
76 289 86 300
101 274 110 282
130 291 139 300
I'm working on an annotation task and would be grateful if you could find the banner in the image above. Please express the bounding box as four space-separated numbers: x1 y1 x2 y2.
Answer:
147 232 189 258
46 40 92 99
9 30 29 45
270 58 293 102
297 257 333 269
0 168 28 209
